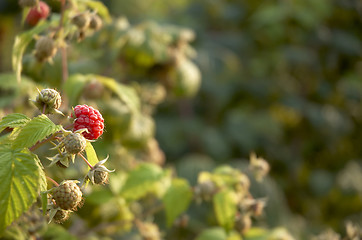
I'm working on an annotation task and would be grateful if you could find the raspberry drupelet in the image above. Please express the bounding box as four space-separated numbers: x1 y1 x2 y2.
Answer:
72 105 104 140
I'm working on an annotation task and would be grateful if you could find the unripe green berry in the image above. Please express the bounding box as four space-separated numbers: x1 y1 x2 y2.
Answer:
53 180 82 210
34 36 57 62
63 133 86 155
89 15 103 31
72 13 91 30
35 88 62 114
94 170 109 185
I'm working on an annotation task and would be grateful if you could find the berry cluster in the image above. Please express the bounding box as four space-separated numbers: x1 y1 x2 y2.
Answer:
72 105 104 140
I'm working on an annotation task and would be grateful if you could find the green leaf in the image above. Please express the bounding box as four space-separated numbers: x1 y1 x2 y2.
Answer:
243 227 268 240
12 21 53 83
64 74 141 113
0 113 30 132
0 145 46 233
196 227 227 240
64 74 90 106
96 75 140 113
0 73 38 108
43 224 77 240
12 114 62 149
163 178 192 227
121 163 165 200
213 189 237 232
81 0 112 23
85 141 99 167
227 232 243 240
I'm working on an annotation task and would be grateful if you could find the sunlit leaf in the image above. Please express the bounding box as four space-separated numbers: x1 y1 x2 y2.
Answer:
196 227 227 240
96 75 141 113
64 74 90 106
12 21 53 82
163 178 192 227
85 141 99 167
12 114 62 149
0 113 30 132
0 145 45 233
121 163 165 200
243 227 268 240
213 189 237 231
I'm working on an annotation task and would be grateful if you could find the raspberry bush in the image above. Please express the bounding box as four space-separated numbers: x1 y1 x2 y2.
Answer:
0 0 360 239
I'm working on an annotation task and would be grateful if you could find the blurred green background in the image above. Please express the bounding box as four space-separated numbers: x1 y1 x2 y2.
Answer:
0 0 361 237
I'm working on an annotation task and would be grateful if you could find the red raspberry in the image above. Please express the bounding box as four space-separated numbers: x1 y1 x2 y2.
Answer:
72 105 104 140
26 1 50 26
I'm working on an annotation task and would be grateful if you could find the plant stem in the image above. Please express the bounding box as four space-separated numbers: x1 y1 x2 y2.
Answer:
78 153 94 169
29 132 60 152
59 0 68 85
47 176 59 186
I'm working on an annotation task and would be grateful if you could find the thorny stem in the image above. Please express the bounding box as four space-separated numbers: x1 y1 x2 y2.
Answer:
47 176 59 187
78 153 94 169
59 0 68 85
29 132 60 152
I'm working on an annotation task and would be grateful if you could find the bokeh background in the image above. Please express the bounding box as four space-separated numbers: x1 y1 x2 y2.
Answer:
0 0 361 238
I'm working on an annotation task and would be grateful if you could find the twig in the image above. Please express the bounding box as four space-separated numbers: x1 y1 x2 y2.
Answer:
47 176 59 186
78 153 94 169
29 132 60 152
59 0 68 84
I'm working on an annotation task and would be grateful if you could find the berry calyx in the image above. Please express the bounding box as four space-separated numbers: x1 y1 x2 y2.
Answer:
94 170 109 185
53 180 82 210
34 88 62 114
63 133 87 155
72 105 104 140
34 36 57 62
25 1 50 26
53 209 70 224
86 156 114 185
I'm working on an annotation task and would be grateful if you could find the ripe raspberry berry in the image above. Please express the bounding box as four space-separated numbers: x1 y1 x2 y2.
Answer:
63 132 87 154
26 1 50 26
34 88 62 114
53 180 82 210
72 105 104 140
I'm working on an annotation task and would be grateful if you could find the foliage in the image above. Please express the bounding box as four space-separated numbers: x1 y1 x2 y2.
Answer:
0 0 361 239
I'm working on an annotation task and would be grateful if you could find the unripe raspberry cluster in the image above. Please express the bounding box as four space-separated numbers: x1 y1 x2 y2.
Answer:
31 89 112 224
